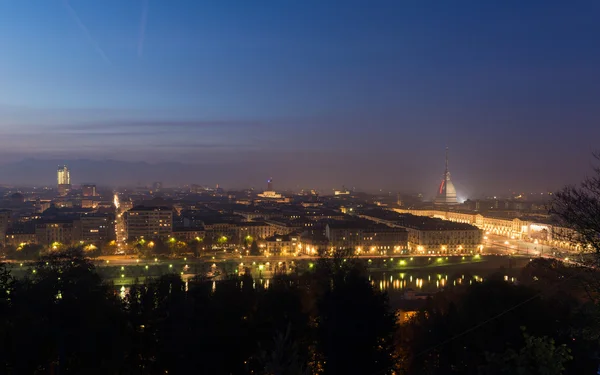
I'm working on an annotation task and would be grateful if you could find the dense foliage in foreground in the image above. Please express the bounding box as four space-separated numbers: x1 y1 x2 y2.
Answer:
0 249 598 374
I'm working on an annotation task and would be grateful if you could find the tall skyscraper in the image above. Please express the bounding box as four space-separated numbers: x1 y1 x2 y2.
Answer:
57 165 71 196
434 148 459 205
267 178 273 191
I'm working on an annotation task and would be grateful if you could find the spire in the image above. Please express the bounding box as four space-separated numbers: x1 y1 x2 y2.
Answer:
445 147 449 176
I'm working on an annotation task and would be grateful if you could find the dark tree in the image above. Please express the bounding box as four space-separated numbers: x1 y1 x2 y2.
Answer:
399 279 597 375
480 328 572 375
551 152 600 259
250 240 261 255
258 324 310 375
314 251 397 375
250 275 311 374
6 243 44 260
1 249 131 374
188 238 202 257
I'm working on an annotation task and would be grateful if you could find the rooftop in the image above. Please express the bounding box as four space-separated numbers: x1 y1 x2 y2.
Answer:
130 206 173 212
362 209 480 231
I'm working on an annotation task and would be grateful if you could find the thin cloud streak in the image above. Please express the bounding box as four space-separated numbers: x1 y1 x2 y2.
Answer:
63 0 111 65
137 0 148 57
56 119 266 130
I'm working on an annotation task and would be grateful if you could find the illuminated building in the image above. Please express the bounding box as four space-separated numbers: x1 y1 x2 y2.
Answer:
434 148 459 206
202 220 237 241
35 219 82 247
81 199 98 209
334 187 351 196
57 165 71 196
82 184 97 197
125 206 173 240
360 210 483 254
299 231 329 255
236 222 278 243
257 190 284 199
172 228 206 241
119 199 134 212
265 218 312 235
0 210 11 246
265 234 299 255
5 230 36 247
57 165 70 185
80 214 115 244
392 208 581 251
325 221 408 253
35 200 52 214
257 177 284 200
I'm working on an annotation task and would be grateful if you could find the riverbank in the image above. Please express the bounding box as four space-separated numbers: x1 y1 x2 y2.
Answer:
4 254 532 286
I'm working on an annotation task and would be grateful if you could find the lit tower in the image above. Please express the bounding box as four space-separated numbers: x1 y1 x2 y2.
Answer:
57 165 71 196
434 148 459 205
267 177 273 191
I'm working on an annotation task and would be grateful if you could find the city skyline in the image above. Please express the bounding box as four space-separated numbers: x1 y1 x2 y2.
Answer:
0 156 567 199
2 2 600 374
1 1 599 193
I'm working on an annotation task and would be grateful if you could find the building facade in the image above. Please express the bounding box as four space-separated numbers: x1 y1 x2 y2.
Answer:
360 211 483 254
325 222 408 254
172 228 206 242
265 234 300 255
35 220 82 247
0 210 11 246
125 206 173 240
80 214 115 244
392 208 581 252
5 230 37 247
236 222 278 243
57 165 71 196
82 184 97 197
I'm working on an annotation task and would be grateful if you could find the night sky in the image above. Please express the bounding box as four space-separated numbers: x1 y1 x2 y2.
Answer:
1 0 599 195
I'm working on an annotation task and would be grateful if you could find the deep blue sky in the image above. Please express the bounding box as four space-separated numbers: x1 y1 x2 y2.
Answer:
1 0 599 194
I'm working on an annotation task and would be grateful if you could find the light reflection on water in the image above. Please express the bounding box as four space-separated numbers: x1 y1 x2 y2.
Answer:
115 272 518 298
369 272 494 293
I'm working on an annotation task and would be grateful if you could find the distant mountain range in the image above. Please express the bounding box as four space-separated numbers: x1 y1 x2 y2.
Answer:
0 158 246 188
0 158 365 191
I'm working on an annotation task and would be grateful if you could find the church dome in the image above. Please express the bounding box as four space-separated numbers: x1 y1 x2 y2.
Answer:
435 174 458 205
434 149 459 206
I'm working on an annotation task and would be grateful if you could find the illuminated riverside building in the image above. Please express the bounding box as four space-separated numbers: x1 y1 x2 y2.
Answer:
325 221 408 254
393 208 582 251
265 233 300 255
360 210 483 254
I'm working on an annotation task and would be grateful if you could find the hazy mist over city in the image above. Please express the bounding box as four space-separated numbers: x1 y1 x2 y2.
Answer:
1 0 599 194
